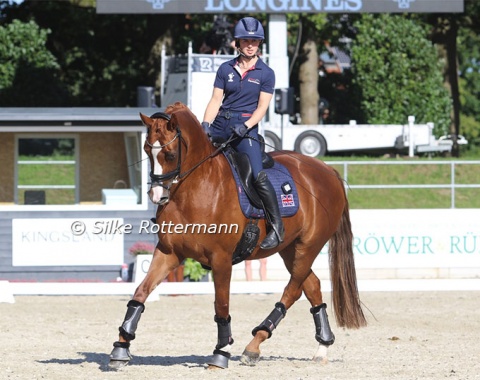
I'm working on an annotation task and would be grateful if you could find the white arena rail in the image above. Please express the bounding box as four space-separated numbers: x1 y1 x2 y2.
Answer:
4 192 480 300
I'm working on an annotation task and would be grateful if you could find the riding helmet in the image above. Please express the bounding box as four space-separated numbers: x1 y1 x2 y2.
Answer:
234 17 264 40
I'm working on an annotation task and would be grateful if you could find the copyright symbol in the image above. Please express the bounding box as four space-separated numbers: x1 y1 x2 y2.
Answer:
71 221 86 236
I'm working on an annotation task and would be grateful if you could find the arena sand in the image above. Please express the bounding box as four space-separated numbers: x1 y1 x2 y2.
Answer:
1 291 479 380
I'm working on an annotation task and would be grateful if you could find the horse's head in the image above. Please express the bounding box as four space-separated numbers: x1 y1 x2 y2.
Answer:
141 109 181 205
142 102 214 205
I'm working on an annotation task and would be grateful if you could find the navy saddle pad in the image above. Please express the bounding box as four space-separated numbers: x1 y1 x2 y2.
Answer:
224 150 300 219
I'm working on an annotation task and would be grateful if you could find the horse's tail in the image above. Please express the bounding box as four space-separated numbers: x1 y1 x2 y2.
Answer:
329 196 367 329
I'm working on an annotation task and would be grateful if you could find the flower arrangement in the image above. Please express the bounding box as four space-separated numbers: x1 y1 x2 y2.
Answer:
129 241 155 256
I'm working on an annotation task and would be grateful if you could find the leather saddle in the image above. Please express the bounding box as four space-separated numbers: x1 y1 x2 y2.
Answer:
211 135 274 210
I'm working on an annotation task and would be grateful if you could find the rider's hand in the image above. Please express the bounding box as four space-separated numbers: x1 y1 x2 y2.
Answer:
201 121 210 135
233 123 249 138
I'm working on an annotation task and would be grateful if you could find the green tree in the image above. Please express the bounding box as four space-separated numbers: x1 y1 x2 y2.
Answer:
350 14 452 136
456 1 480 151
0 18 68 105
287 14 329 124
457 27 480 148
315 14 361 124
1 0 209 106
420 0 480 155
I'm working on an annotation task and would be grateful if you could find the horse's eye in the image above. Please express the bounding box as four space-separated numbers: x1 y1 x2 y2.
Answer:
165 151 176 162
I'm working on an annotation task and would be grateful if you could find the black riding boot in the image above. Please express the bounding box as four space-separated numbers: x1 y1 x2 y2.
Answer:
254 171 285 250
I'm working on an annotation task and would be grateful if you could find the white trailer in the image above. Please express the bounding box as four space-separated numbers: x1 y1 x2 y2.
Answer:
161 44 456 157
262 117 455 157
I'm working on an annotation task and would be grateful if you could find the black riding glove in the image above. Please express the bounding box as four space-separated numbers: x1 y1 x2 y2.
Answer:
233 123 249 138
201 121 211 135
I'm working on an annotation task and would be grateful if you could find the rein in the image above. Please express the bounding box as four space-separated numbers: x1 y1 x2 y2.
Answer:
146 111 236 190
176 135 236 180
145 113 334 211
145 108 328 197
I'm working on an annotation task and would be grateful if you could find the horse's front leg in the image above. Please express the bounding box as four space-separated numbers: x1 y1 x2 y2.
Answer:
207 260 233 369
108 249 182 369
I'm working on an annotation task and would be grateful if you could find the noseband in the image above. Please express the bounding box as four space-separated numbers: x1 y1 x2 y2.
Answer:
145 112 182 190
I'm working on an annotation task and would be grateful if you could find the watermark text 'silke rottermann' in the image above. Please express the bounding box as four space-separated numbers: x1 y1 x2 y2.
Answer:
70 219 239 236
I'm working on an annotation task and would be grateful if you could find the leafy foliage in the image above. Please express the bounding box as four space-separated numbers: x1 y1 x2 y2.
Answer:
0 1 478 149
350 14 452 135
0 1 213 106
0 19 68 105
287 13 329 121
183 258 209 282
457 27 480 147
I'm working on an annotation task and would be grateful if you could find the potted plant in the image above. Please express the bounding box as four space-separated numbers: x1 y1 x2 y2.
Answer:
183 258 210 282
129 242 155 283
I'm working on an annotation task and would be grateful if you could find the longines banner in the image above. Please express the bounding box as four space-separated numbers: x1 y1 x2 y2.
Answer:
97 0 464 14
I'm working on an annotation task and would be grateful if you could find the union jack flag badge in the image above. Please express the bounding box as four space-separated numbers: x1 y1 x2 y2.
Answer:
281 194 295 207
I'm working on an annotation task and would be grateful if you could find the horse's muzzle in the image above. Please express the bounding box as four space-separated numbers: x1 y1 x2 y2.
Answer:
156 197 169 205
148 186 169 205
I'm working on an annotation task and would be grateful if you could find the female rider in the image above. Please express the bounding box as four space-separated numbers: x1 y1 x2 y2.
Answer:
202 16 284 250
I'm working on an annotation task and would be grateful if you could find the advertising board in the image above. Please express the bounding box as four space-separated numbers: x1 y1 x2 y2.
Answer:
12 218 124 266
97 0 464 14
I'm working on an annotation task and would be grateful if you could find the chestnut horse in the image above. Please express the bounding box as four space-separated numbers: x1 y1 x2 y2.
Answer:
109 102 366 369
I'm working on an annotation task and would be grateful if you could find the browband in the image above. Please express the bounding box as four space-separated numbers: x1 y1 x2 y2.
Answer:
150 112 171 121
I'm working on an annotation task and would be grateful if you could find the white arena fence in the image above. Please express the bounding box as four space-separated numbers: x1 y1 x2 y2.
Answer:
3 161 480 301
331 160 480 209
4 207 479 301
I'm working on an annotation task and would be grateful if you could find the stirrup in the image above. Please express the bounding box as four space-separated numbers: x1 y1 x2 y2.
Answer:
260 226 284 250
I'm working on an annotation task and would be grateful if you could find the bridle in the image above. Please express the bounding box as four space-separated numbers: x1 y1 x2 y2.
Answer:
144 110 329 208
144 111 234 202
144 112 182 192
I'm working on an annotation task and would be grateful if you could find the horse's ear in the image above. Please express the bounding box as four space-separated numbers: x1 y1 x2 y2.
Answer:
139 113 152 127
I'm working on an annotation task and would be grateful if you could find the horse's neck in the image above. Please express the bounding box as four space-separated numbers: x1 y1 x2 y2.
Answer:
185 144 230 183
174 145 233 206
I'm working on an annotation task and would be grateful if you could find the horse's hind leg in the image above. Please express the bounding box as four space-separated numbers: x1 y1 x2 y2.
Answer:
241 247 334 366
241 246 312 366
108 250 181 369
240 301 286 366
302 271 335 364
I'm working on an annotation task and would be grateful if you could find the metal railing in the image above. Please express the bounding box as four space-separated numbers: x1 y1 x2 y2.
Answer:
17 160 76 190
327 160 480 209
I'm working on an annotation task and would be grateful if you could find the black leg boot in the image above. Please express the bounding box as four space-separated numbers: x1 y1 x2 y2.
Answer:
254 171 285 249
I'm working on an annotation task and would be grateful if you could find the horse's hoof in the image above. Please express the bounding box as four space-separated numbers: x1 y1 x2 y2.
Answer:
207 349 230 369
108 359 129 370
240 349 260 366
108 343 132 369
313 356 329 365
206 364 223 370
312 344 329 365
